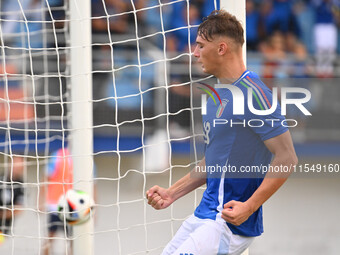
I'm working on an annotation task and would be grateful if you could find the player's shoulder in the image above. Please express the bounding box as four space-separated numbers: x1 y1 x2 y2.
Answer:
236 70 272 100
235 70 275 113
237 70 269 90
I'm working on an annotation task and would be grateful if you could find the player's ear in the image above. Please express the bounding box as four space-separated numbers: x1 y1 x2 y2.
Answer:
218 42 227 55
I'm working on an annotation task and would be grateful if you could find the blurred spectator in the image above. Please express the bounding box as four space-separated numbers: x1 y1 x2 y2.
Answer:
259 30 287 79
1 0 43 48
127 0 146 24
259 0 300 40
46 0 66 29
312 0 340 77
286 32 309 77
293 0 315 53
260 30 286 61
1 0 30 38
0 157 24 244
92 0 129 34
167 3 201 53
24 0 44 48
200 0 220 19
138 0 173 48
260 29 309 78
246 0 261 51
258 0 274 41
166 3 201 136
259 26 309 131
272 0 300 35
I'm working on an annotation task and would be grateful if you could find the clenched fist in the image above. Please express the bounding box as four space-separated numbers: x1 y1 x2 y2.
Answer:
146 185 174 210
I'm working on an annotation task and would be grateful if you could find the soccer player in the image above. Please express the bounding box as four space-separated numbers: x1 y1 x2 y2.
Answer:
0 156 24 244
40 147 73 255
40 147 96 255
147 10 298 255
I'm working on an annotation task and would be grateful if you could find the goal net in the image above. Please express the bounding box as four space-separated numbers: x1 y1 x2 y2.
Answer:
0 0 241 254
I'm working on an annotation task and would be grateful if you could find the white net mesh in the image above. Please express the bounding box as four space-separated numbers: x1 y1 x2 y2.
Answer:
0 0 219 254
0 0 70 254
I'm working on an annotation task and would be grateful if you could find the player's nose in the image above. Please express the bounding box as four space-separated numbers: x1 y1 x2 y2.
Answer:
193 45 200 58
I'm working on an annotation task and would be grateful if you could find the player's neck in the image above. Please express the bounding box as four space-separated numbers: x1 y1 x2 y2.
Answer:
216 52 246 84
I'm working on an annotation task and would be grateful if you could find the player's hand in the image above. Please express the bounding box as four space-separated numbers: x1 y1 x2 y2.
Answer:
221 200 253 226
146 185 174 210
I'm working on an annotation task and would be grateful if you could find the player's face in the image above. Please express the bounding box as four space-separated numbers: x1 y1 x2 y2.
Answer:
193 35 219 75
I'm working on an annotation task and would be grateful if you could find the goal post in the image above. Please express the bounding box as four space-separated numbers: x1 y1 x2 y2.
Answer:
220 0 247 66
219 1 248 254
69 0 94 255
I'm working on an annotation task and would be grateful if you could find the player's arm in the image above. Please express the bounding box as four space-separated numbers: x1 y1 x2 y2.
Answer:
146 158 207 210
222 131 298 225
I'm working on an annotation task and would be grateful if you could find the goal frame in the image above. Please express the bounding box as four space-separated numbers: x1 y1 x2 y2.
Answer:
219 1 247 254
70 0 94 255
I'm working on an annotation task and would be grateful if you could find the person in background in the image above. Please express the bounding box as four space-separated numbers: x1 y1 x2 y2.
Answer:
40 147 96 255
0 156 24 244
312 0 340 77
200 0 220 19
92 0 129 34
166 3 201 137
167 3 201 53
258 0 300 41
246 0 261 51
259 30 287 83
40 148 73 255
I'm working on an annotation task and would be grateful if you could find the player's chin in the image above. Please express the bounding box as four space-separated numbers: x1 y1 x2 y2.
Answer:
202 67 211 75
201 65 209 73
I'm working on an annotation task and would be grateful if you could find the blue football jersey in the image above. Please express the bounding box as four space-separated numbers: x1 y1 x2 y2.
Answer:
194 70 288 237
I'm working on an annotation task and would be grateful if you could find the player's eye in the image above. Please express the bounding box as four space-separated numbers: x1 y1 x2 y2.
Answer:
196 43 203 49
